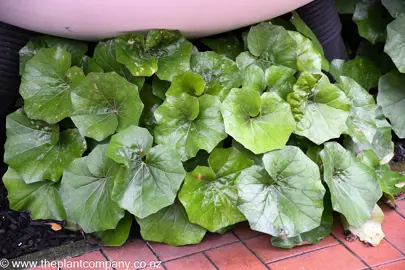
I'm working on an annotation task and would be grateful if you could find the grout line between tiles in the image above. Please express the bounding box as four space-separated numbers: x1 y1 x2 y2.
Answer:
145 241 168 270
384 237 405 257
331 234 371 269
99 249 116 270
371 257 405 268
202 251 220 270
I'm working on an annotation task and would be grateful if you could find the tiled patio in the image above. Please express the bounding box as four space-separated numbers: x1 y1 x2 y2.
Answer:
32 197 405 270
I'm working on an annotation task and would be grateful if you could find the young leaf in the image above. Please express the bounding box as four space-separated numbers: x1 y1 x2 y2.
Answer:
178 147 253 232
287 31 323 72
236 146 325 237
95 212 133 246
385 15 405 73
152 76 170 100
264 65 296 100
221 88 296 154
19 35 87 75
60 144 125 233
166 72 206 97
247 22 297 69
106 126 186 218
136 201 206 246
287 73 351 145
320 142 382 227
4 109 86 183
71 72 144 141
20 47 80 123
242 64 266 93
381 0 405 18
330 57 381 90
3 168 66 221
201 34 243 60
377 70 405 138
155 93 227 161
139 84 162 134
116 30 193 81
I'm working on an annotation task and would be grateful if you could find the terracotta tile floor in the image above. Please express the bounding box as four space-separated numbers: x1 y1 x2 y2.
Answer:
31 197 405 270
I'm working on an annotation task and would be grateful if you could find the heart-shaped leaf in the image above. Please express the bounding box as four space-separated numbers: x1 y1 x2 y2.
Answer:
236 146 325 237
71 72 144 141
3 168 66 221
4 109 86 183
106 126 186 218
320 142 382 227
179 147 253 232
136 201 206 246
60 144 125 233
221 87 296 154
155 93 227 161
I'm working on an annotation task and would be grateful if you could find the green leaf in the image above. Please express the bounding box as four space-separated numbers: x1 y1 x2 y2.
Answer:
136 201 206 246
201 34 243 60
191 52 242 100
264 65 296 100
287 73 351 144
166 72 206 97
106 126 186 218
377 70 405 138
271 194 333 248
20 47 78 123
152 76 170 100
60 144 125 233
221 88 295 154
95 212 133 246
377 164 405 202
356 41 395 74
242 65 266 93
247 22 297 69
385 15 405 73
339 76 393 160
382 0 405 18
335 0 362 14
330 57 381 90
236 52 259 70
236 146 325 237
179 147 253 232
19 35 87 75
320 142 382 227
71 72 144 141
155 93 227 161
3 168 66 221
80 56 104 75
288 31 323 72
139 84 162 134
353 0 392 44
116 30 193 81
4 109 86 183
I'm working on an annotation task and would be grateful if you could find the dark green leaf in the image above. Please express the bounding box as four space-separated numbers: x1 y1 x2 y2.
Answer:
95 212 133 246
201 34 243 60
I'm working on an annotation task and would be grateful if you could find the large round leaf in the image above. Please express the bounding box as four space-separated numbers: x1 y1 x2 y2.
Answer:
71 72 144 141
287 73 351 144
3 168 66 221
106 126 186 218
20 47 80 124
136 201 206 246
178 147 253 232
320 142 382 227
236 146 325 237
4 109 86 183
385 15 405 73
220 87 296 154
247 22 297 69
60 144 124 233
155 93 227 161
377 71 405 138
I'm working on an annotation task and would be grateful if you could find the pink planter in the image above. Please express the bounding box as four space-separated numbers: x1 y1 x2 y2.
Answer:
0 0 312 40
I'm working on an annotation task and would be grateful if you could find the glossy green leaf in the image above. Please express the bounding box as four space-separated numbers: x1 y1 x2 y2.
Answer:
320 142 382 227
201 34 243 60
166 72 206 97
287 73 351 144
60 144 125 233
80 55 104 75
236 51 259 70
95 212 133 246
139 84 162 134
19 35 87 75
377 71 405 138
382 0 405 18
152 76 170 100
106 126 186 218
288 31 323 72
179 147 253 232
242 64 266 93
4 109 86 183
20 47 78 123
136 201 206 246
353 0 391 44
71 72 144 141
385 15 405 73
116 30 193 81
264 65 296 100
236 146 325 237
155 93 227 161
221 88 295 154
247 22 297 69
3 168 66 221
